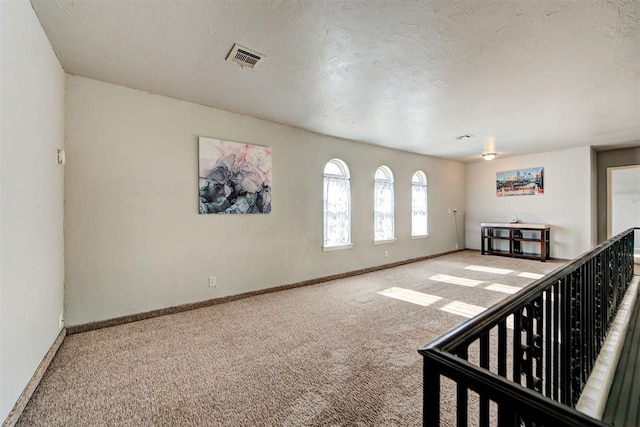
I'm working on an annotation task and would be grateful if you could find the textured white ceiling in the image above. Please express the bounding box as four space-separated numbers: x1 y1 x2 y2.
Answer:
31 0 640 162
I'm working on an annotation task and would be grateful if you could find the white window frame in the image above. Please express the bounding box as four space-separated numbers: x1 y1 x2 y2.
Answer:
323 159 352 250
411 171 428 237
374 165 395 243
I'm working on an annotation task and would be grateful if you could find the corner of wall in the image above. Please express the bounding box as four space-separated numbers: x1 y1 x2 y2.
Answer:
1 0 66 422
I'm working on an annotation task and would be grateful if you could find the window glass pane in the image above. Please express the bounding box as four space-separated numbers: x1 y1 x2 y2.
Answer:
375 168 387 181
323 159 351 247
374 179 394 240
412 179 428 236
412 170 426 184
324 161 344 176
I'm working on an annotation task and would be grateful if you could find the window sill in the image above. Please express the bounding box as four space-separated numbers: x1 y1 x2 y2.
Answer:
322 243 354 252
411 234 430 239
374 238 396 245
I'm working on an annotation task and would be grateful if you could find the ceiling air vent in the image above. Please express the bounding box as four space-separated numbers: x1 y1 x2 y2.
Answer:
226 43 266 69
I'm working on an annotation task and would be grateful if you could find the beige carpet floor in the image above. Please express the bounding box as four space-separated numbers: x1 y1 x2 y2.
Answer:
17 251 564 426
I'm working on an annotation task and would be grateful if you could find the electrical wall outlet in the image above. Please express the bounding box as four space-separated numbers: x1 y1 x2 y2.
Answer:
455 243 459 249
209 276 217 288
384 250 388 257
59 313 64 329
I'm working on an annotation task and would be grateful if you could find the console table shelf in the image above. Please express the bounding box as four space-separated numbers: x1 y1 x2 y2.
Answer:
481 223 550 262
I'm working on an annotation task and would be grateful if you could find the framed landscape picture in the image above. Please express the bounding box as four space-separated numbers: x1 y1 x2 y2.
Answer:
199 136 272 214
496 167 544 197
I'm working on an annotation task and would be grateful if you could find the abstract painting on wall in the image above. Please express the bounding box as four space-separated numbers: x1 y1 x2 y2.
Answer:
199 136 272 214
496 167 544 197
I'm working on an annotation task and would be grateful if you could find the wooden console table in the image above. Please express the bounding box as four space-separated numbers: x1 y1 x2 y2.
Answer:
481 223 550 262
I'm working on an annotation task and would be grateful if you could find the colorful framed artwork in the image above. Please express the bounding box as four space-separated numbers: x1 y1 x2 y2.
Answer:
199 136 272 214
496 167 544 197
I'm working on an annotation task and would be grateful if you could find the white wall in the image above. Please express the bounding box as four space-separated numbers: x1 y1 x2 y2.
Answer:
610 166 640 252
64 76 466 326
612 194 640 236
0 0 65 422
610 166 640 247
465 146 593 259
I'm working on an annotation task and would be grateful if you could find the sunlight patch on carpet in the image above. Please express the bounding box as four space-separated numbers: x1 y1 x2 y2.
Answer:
377 287 443 307
484 283 521 294
440 302 515 330
464 265 513 275
440 301 486 318
518 272 544 279
429 274 483 287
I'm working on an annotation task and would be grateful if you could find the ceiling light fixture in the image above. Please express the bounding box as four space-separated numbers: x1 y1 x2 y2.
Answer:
482 152 497 161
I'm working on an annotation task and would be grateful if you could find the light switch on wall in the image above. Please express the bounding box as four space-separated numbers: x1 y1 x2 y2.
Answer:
56 148 65 166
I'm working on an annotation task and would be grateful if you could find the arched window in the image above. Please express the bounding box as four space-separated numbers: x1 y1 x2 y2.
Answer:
323 159 351 248
374 166 395 241
412 171 428 236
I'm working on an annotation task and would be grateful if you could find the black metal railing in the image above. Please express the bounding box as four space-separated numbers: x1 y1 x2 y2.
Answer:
419 227 637 427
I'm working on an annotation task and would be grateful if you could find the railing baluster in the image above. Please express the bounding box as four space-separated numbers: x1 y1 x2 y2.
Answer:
497 320 513 426
456 347 468 427
608 247 613 325
480 333 490 426
571 269 581 405
580 263 593 376
589 258 596 369
596 252 603 346
423 357 441 426
553 281 560 402
585 259 600 362
524 303 535 391
534 296 543 394
561 276 571 405
545 288 552 398
612 246 616 317
600 251 606 342
514 310 522 386
604 249 610 327
498 320 507 379
579 264 587 387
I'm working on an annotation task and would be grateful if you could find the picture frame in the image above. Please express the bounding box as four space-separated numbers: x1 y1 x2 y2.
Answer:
496 167 544 197
198 137 272 214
